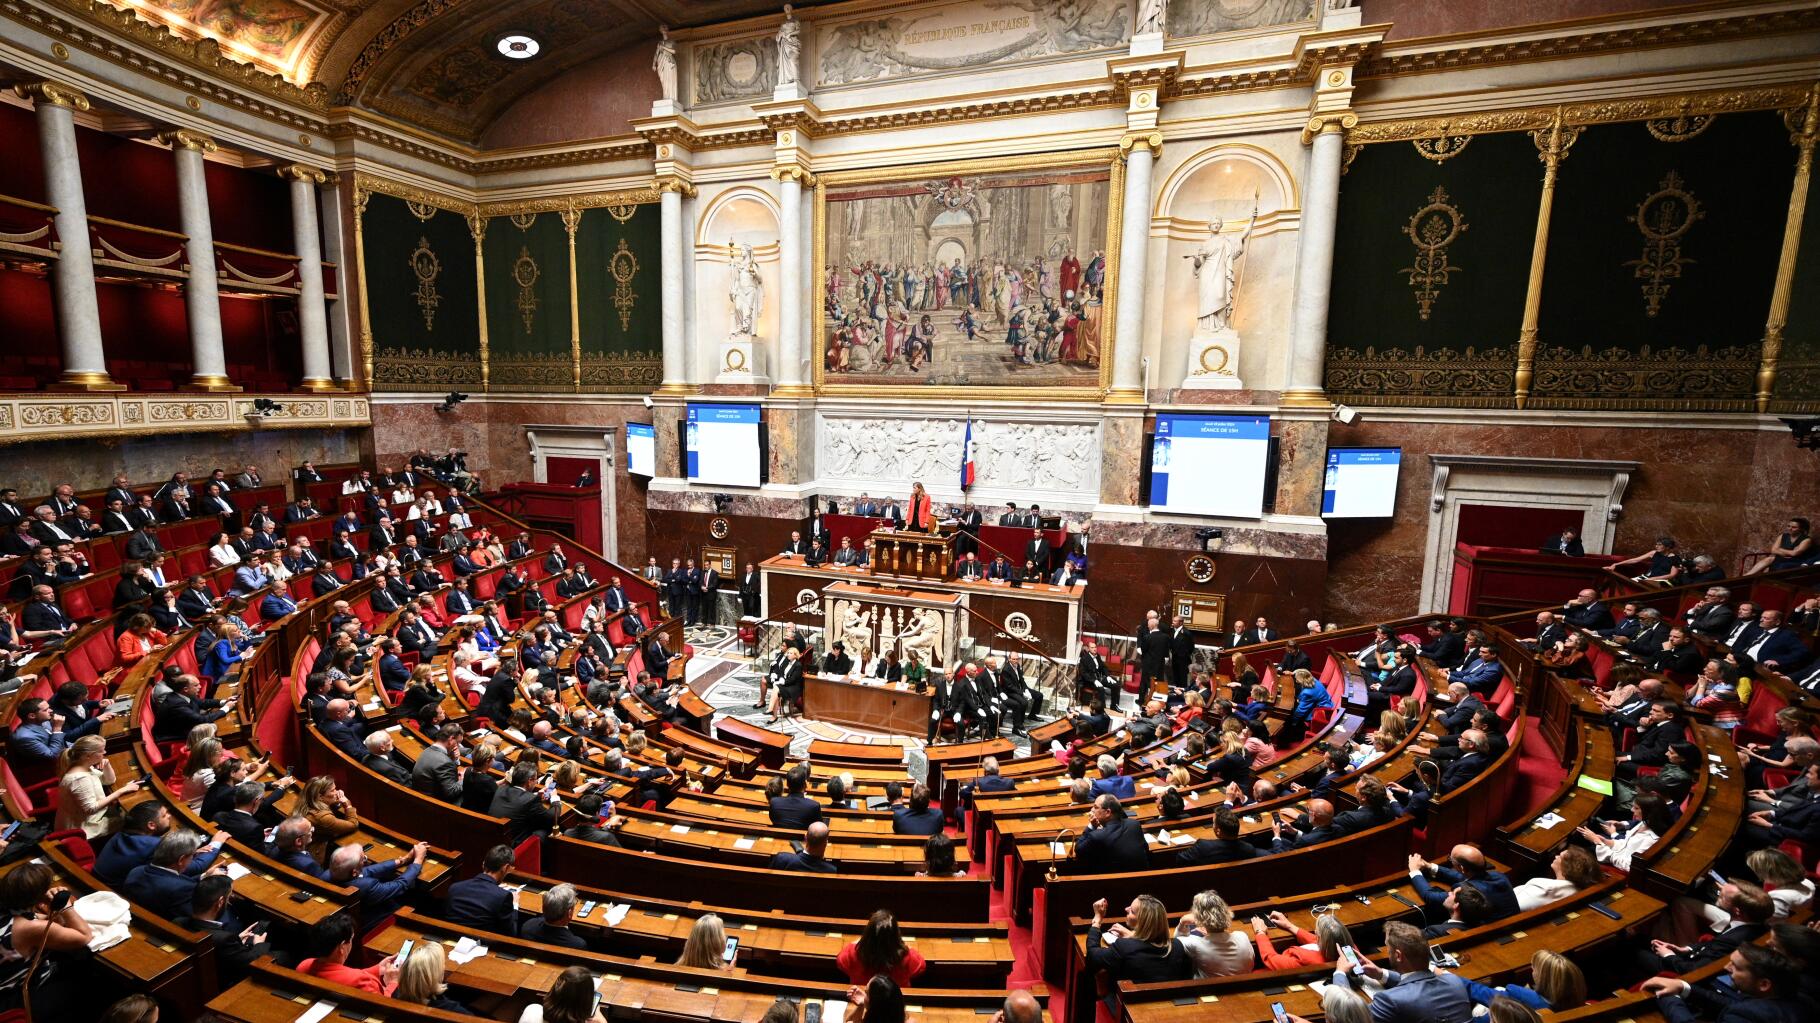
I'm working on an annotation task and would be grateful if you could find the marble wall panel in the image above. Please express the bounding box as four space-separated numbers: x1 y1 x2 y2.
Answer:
5 428 366 498
1100 414 1143 506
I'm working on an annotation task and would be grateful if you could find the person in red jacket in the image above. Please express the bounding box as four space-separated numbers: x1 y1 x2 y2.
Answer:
295 914 399 995
838 909 928 988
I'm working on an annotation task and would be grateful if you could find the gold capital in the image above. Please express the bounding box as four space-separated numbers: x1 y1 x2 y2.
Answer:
1303 111 1358 145
770 166 816 186
15 81 89 112
158 128 218 154
1118 131 1163 158
655 176 698 197
277 163 328 184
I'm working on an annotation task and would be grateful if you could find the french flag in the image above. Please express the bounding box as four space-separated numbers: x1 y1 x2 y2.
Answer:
960 417 977 491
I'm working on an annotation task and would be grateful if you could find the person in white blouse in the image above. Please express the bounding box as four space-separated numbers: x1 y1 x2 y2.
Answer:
1512 845 1603 910
1578 792 1674 872
1174 889 1255 978
55 735 142 838
420 492 445 518
1659 847 1816 943
446 508 473 530
391 484 415 508
208 532 241 567
266 557 293 584
451 648 492 696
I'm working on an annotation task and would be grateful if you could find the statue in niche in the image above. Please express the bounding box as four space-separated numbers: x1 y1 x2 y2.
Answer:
653 27 678 101
1187 205 1256 336
776 5 801 87
728 241 763 337
1137 0 1167 35
899 608 942 669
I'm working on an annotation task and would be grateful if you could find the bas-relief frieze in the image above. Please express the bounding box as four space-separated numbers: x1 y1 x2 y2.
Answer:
693 36 777 104
815 0 1128 87
1089 519 1326 560
1166 0 1315 38
815 414 1101 504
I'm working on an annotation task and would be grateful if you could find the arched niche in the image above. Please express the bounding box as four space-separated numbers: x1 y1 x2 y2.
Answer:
694 187 782 376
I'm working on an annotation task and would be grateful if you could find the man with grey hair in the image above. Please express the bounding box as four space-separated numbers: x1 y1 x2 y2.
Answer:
361 729 412 783
1625 607 1669 656
328 838 428 923
1684 553 1725 584
523 882 590 949
269 816 331 880
1748 737 1820 816
123 828 229 918
1684 587 1737 639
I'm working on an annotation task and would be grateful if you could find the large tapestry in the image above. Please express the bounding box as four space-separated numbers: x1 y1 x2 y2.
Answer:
484 211 574 392
1325 130 1542 407
1532 111 1794 410
360 189 482 391
817 154 1115 395
576 203 664 391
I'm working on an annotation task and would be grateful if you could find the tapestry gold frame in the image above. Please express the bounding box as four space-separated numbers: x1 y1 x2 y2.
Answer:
810 148 1123 402
352 171 661 394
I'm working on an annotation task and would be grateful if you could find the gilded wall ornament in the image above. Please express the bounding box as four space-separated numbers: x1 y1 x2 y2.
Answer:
1412 135 1472 163
408 237 442 331
606 204 638 224
610 238 640 331
1401 187 1468 321
513 245 540 334
509 213 538 231
1645 114 1715 142
1626 171 1702 318
406 200 438 223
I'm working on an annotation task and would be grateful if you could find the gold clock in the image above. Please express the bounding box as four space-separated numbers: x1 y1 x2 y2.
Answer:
709 517 731 539
1185 555 1216 583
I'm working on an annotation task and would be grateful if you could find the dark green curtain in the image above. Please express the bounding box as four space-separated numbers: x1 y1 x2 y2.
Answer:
1773 157 1817 412
576 203 663 391
484 211 574 392
364 193 481 390
1324 130 1540 407
1532 112 1793 409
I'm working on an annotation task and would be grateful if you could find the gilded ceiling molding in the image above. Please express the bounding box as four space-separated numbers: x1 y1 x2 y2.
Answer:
474 188 661 218
1358 5 1820 81
335 0 469 106
474 141 655 174
1345 84 1816 144
353 171 476 216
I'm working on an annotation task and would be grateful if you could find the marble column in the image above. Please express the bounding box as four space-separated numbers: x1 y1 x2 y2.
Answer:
18 82 118 390
162 130 235 390
774 170 806 392
1109 132 1159 403
1282 114 1355 408
279 164 334 391
657 181 690 394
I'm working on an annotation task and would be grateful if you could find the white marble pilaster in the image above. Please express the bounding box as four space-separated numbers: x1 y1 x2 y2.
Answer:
20 83 117 389
658 184 688 393
1109 135 1158 402
1282 120 1349 407
775 172 805 390
163 130 234 391
280 165 334 390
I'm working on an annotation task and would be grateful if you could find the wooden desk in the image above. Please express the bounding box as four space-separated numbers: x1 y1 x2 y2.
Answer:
715 717 793 769
804 673 933 737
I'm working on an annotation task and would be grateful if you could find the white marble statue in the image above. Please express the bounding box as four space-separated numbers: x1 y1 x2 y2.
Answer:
839 602 874 660
729 242 763 337
1137 0 1167 35
1188 212 1255 336
899 608 941 668
776 5 802 87
653 27 678 102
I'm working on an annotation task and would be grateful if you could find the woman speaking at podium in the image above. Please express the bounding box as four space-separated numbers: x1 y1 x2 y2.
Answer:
905 481 935 532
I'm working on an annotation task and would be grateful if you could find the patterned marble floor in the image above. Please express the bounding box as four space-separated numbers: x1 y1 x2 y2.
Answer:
679 624 1051 783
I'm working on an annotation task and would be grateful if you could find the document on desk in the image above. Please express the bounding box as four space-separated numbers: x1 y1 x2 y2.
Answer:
1532 812 1566 830
448 936 489 964
294 1001 337 1023
821 999 850 1023
734 837 757 850
604 903 631 926
221 861 252 880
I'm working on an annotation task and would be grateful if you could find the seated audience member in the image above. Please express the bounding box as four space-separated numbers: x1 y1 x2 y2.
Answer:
1613 536 1685 586
360 729 414 784
1635 880 1777 976
445 844 521 936
1351 921 1476 1023
523 883 591 950
917 833 965 877
54 735 140 838
518 964 608 1023
297 913 399 995
1074 794 1149 873
1250 909 1354 969
123 828 229 919
1644 943 1805 1023
565 793 624 846
1423 884 1491 938
1173 889 1255 978
1090 753 1137 798
1085 893 1194 983
394 942 473 1015
10 697 71 771
1409 844 1520 918
298 776 360 863
892 783 945 836
1746 517 1814 575
1578 792 1677 872
839 909 927 987
328 840 427 923
1179 807 1259 866
1462 950 1587 1013
767 822 838 873
768 766 823 829
1512 846 1603 910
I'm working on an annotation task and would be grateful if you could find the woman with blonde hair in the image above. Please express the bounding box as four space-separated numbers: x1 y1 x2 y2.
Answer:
1175 889 1254 977
1086 893 1192 982
1251 908 1353 969
1375 709 1408 743
1284 667 1333 743
1318 983 1370 1023
676 913 734 971
1464 949 1585 1011
395 941 472 1013
182 737 226 808
55 735 140 837
625 731 648 757
551 759 583 793
299 776 360 866
1165 765 1192 791
1173 690 1206 730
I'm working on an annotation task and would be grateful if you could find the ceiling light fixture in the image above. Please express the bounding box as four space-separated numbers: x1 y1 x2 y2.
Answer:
496 34 541 59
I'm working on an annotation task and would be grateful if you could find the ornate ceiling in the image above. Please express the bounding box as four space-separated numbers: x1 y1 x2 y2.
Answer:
91 0 820 142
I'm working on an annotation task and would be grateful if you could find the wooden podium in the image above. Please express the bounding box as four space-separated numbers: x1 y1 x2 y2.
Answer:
866 528 952 582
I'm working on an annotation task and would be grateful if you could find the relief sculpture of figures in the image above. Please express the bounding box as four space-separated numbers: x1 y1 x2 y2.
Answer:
653 26 678 101
1137 0 1166 35
776 4 802 87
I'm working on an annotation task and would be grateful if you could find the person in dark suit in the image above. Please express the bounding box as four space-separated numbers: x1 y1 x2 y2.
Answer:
123 829 230 919
1230 616 1278 648
1683 588 1738 640
737 564 761 618
211 780 288 849
985 554 1013 581
1073 795 1150 874
1167 615 1194 690
1178 807 1259 866
1076 638 1113 706
1739 611 1811 672
1540 528 1584 557
768 766 823 829
1024 531 1051 575
563 794 623 847
1529 611 1568 651
490 763 559 844
698 564 721 625
1268 799 1345 851
1645 943 1806 1023
955 552 985 580
767 821 838 873
780 531 809 557
1136 610 1168 698
176 874 268 984
892 784 946 835
444 845 520 937
1646 627 1704 676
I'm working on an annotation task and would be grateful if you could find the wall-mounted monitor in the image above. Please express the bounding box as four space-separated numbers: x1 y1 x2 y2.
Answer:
1321 447 1402 518
625 423 655 478
1147 414 1271 518
686 403 762 488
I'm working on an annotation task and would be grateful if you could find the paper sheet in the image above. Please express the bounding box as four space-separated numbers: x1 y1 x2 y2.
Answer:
604 903 630 926
294 1001 337 1023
